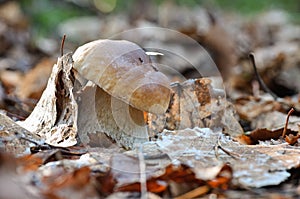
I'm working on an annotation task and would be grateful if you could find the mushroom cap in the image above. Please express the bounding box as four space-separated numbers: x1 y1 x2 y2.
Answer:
72 39 171 114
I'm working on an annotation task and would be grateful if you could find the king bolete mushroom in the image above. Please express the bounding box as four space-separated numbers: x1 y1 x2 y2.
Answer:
72 39 171 149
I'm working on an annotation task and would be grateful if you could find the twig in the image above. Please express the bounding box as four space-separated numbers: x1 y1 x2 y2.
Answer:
138 145 147 199
60 34 66 57
215 136 240 160
19 136 41 146
249 53 278 100
174 185 210 199
282 108 294 137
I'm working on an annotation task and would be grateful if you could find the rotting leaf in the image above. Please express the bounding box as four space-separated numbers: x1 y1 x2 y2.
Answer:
96 171 117 196
18 54 78 147
104 148 232 195
46 166 91 190
158 164 202 184
17 154 44 172
235 96 281 121
42 166 99 199
154 127 300 188
0 152 41 199
207 164 232 190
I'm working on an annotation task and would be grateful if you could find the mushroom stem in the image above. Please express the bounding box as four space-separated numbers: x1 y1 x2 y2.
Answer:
95 87 149 149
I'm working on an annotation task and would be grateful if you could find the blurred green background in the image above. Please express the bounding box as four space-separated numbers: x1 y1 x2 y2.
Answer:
19 0 300 38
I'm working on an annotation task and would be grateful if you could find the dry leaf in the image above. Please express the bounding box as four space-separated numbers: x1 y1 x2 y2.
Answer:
0 152 41 199
154 128 300 188
17 58 55 100
105 153 231 195
43 166 99 199
18 54 77 147
252 111 300 131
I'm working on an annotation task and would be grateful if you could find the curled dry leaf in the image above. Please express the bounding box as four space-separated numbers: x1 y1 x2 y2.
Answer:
18 54 78 147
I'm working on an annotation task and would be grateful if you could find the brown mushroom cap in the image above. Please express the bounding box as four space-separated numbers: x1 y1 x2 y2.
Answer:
72 39 171 114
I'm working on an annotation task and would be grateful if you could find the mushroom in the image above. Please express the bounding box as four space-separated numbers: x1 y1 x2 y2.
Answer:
72 39 171 149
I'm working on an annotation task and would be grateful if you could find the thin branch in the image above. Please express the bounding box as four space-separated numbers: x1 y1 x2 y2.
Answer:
138 145 147 199
215 136 240 160
60 34 66 57
249 53 278 100
19 136 41 146
174 185 210 199
282 108 294 137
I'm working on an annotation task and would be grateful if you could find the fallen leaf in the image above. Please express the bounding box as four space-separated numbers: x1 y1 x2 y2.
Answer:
18 54 77 147
155 128 300 188
43 166 99 199
17 57 55 100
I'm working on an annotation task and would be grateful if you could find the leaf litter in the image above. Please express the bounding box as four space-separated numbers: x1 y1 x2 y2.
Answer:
0 2 300 198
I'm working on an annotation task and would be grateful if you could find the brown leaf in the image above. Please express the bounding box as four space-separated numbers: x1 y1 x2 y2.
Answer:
235 96 281 121
96 171 117 196
43 166 95 199
117 180 167 193
158 164 202 183
249 128 284 144
0 152 41 199
17 58 54 100
17 154 43 172
285 134 300 145
207 164 232 190
52 166 90 190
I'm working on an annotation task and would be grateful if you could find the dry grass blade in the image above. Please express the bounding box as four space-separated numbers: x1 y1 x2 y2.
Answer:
282 108 295 137
249 53 278 100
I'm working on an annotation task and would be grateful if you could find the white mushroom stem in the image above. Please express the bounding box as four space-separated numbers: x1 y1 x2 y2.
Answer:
94 86 148 149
